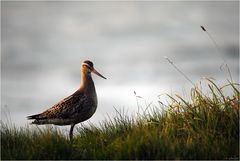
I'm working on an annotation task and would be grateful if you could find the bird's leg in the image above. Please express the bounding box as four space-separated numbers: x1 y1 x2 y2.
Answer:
69 124 75 142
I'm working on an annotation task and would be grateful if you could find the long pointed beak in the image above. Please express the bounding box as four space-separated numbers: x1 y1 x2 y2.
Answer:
92 68 107 79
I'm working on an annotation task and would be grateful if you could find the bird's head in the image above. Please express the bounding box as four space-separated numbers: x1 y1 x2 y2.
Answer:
82 60 107 79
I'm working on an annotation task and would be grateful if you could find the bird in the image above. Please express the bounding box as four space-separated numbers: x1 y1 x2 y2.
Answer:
27 60 106 141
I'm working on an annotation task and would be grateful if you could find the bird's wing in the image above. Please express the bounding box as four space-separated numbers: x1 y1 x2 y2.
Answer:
34 90 86 119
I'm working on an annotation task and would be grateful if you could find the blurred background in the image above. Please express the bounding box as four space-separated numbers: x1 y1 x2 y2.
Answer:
1 1 239 129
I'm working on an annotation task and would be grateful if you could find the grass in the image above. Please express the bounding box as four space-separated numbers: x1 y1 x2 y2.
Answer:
1 79 239 160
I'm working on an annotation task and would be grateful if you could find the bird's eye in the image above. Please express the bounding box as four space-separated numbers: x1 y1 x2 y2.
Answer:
84 65 93 71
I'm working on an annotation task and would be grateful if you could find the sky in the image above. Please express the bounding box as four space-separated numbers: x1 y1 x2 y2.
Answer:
1 1 239 129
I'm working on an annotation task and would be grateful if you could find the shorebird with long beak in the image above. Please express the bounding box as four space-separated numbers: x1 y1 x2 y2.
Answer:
27 60 106 140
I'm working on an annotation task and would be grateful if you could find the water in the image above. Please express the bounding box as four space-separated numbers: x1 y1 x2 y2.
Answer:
1 1 239 129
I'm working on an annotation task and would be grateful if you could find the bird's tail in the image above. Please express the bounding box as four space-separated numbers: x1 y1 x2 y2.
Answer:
27 114 49 125
27 114 41 120
27 114 60 125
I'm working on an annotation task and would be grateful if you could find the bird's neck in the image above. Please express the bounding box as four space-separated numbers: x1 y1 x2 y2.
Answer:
80 72 95 91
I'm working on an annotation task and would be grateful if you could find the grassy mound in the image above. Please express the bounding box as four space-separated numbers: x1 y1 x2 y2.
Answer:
1 80 239 160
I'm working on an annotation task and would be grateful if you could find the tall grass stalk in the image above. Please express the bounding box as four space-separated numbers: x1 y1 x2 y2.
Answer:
164 56 195 86
200 25 234 83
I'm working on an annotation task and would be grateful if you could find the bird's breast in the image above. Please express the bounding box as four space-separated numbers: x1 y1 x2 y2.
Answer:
79 87 98 121
88 90 97 108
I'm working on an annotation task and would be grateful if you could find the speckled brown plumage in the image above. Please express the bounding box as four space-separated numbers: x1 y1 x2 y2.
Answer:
27 60 106 140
